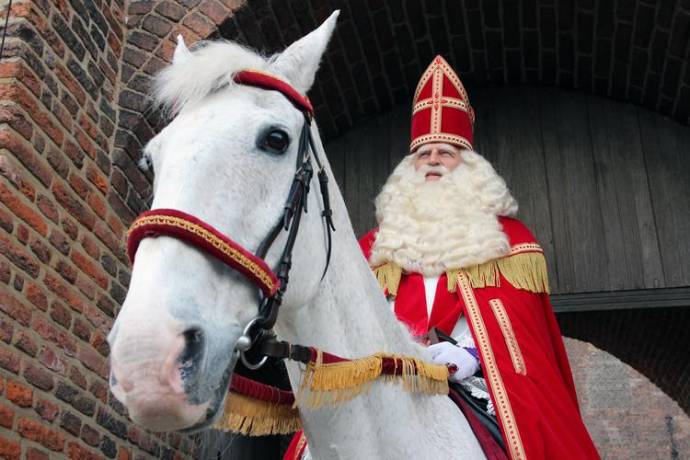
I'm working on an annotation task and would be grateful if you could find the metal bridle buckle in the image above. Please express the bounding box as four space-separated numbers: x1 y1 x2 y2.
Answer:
236 317 268 370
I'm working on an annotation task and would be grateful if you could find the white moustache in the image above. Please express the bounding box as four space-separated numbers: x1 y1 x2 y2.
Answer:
417 164 449 177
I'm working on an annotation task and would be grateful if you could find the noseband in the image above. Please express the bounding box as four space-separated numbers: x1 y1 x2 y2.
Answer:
127 70 335 369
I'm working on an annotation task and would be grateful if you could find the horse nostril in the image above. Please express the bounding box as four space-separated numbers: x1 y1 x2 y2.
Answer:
180 327 205 364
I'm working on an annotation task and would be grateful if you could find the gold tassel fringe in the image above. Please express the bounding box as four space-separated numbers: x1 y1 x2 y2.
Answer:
374 263 402 298
297 350 449 409
448 251 550 294
213 392 301 436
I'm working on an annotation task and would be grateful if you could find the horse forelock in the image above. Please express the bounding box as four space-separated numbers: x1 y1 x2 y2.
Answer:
152 41 274 117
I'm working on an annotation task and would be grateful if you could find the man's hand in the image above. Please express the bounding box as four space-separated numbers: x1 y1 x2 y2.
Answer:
428 341 479 382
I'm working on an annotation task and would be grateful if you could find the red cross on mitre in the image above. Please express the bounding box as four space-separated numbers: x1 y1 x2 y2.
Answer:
410 55 475 152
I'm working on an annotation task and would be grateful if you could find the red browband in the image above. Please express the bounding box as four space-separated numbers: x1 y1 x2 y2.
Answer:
127 209 279 297
234 70 314 116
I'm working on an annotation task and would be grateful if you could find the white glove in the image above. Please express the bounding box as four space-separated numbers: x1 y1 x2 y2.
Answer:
428 342 480 383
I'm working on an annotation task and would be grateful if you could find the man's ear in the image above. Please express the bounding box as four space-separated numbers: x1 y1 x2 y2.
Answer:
269 10 340 94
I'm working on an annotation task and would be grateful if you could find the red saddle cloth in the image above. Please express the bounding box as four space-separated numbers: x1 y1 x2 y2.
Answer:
283 390 508 460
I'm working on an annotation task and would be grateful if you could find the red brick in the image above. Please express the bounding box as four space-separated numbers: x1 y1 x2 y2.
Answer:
0 290 33 326
69 365 87 389
26 282 48 311
31 315 77 356
105 213 125 240
49 228 71 256
0 103 33 140
182 11 216 37
52 180 96 230
89 379 108 403
87 192 107 219
49 301 72 328
0 85 63 147
86 163 109 195
0 435 21 460
75 275 97 300
81 423 101 447
37 346 65 374
199 0 230 25
75 127 97 160
0 146 38 201
94 221 122 261
14 331 37 357
17 417 65 451
56 64 86 105
0 346 20 373
43 272 86 313
117 446 132 460
62 217 78 240
16 223 29 244
0 207 13 234
0 402 15 428
80 234 101 260
0 181 48 236
90 332 109 357
36 194 58 223
78 345 108 379
35 398 59 422
56 258 78 284
6 379 33 407
23 363 54 391
84 304 110 331
68 172 91 200
67 441 104 460
0 319 13 343
29 237 50 264
26 447 50 460
72 318 91 342
63 139 84 168
72 249 109 289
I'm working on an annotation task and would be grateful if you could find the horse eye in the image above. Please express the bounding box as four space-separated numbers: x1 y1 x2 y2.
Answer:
260 129 290 154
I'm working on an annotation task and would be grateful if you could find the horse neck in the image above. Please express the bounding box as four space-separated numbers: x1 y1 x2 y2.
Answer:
275 181 418 358
273 171 485 459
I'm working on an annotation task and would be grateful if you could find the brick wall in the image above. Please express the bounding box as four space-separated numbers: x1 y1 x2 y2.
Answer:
566 338 690 459
0 1 196 458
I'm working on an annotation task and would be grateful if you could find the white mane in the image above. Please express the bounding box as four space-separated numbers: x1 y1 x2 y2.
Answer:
152 41 270 116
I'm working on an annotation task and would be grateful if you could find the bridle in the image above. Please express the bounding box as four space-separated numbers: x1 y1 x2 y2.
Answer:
127 69 335 370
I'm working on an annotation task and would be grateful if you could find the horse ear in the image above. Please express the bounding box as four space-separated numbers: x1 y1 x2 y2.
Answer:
270 10 340 93
173 35 192 65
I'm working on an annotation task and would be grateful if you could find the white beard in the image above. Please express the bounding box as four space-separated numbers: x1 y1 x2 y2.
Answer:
369 150 519 277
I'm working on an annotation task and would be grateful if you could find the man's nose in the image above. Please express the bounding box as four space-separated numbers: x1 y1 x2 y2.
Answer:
428 149 441 164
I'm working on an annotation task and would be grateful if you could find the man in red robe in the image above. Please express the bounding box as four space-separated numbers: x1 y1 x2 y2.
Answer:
286 56 599 460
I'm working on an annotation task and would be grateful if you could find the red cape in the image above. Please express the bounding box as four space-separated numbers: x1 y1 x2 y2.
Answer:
359 217 599 460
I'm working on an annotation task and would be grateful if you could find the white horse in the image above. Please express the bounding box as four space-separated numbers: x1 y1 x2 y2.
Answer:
108 11 485 459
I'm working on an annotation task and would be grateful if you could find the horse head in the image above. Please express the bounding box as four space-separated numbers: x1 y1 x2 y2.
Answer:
108 11 339 432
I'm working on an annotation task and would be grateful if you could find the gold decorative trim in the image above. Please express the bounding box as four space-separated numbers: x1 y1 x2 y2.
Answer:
509 243 543 255
298 351 449 409
457 272 527 460
430 66 443 133
213 392 301 436
489 299 527 375
293 432 307 460
413 97 470 115
129 215 277 293
410 133 473 151
447 247 550 294
373 262 402 298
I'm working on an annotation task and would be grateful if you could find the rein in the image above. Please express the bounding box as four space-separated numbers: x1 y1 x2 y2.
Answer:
127 69 335 370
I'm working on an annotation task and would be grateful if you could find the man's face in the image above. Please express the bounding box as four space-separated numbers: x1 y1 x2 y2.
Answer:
413 142 462 181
